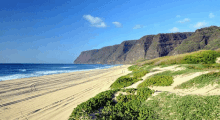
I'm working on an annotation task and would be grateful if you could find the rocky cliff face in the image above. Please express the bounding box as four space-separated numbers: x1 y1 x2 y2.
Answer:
74 26 220 64
169 26 220 55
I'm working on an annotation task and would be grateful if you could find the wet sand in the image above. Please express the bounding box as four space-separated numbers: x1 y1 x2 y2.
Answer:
0 65 131 120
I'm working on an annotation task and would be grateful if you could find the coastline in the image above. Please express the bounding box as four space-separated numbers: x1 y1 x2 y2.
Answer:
0 65 132 120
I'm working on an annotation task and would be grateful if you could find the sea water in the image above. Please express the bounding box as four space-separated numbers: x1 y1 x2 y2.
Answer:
0 64 121 81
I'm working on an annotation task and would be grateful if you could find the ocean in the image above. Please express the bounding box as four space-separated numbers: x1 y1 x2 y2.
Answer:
0 64 121 81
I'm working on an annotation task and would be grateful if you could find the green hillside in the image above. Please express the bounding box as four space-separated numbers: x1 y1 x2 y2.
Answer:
170 26 220 55
69 49 220 120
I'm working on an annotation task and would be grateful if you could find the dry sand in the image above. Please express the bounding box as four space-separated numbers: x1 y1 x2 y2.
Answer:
0 65 132 120
216 57 220 63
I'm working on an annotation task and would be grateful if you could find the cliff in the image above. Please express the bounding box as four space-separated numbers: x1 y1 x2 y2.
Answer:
74 26 220 64
169 26 220 55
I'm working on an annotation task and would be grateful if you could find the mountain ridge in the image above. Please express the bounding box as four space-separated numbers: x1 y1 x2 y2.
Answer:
74 26 220 64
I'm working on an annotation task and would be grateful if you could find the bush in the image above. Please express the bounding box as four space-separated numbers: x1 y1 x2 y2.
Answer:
137 50 220 66
116 94 138 103
182 50 220 64
138 75 174 88
110 75 140 89
133 69 149 79
144 92 220 120
95 88 154 119
110 70 149 89
69 89 119 120
128 65 140 71
138 106 158 120
136 87 154 101
175 71 220 89
121 88 137 95
98 99 142 119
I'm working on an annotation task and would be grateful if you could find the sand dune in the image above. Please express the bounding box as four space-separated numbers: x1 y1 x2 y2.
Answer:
125 65 220 96
0 65 131 120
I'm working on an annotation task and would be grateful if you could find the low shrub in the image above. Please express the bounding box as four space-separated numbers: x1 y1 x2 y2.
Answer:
138 106 158 120
182 50 220 64
98 99 142 119
121 88 137 95
111 68 149 89
144 92 220 120
128 65 140 71
133 69 149 79
116 94 138 103
69 89 119 120
110 75 141 89
136 87 154 101
138 75 174 88
95 88 155 119
175 71 220 89
136 50 220 66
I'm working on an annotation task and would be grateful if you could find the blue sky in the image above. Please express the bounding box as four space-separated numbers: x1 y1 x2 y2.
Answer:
1 0 220 63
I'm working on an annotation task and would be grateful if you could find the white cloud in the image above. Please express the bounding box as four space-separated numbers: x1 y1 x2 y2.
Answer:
209 13 215 18
133 24 146 29
193 22 208 28
178 18 190 23
176 15 181 18
83 15 107 28
112 22 122 27
170 27 179 32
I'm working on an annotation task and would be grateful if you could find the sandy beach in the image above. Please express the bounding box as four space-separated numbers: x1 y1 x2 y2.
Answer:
0 65 131 120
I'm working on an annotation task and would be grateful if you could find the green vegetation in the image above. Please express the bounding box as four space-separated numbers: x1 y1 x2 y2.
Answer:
111 65 149 89
153 64 207 76
121 88 137 95
143 92 220 120
182 50 220 64
96 87 155 119
136 50 220 66
69 49 220 120
128 65 140 71
175 71 220 89
110 75 141 89
215 48 220 53
136 87 154 100
138 75 174 88
132 69 149 79
69 89 119 120
205 38 220 50
69 87 155 119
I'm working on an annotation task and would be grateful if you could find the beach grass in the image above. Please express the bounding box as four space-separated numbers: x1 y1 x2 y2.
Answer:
110 66 149 89
69 89 120 120
136 50 220 66
137 75 174 88
143 92 220 120
175 71 220 89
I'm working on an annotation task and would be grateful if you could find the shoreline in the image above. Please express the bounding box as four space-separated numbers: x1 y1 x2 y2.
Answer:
0 65 132 120
0 64 123 82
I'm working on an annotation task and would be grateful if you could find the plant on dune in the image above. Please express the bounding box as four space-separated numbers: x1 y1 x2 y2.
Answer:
128 65 140 71
138 75 174 88
69 89 119 120
136 87 154 101
136 50 220 66
175 71 220 89
144 92 220 120
111 66 149 89
110 75 140 89
95 87 155 119
132 69 149 79
182 50 220 64
121 88 137 95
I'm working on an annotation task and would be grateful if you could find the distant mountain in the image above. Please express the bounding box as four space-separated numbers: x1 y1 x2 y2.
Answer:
169 26 220 55
74 26 220 64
